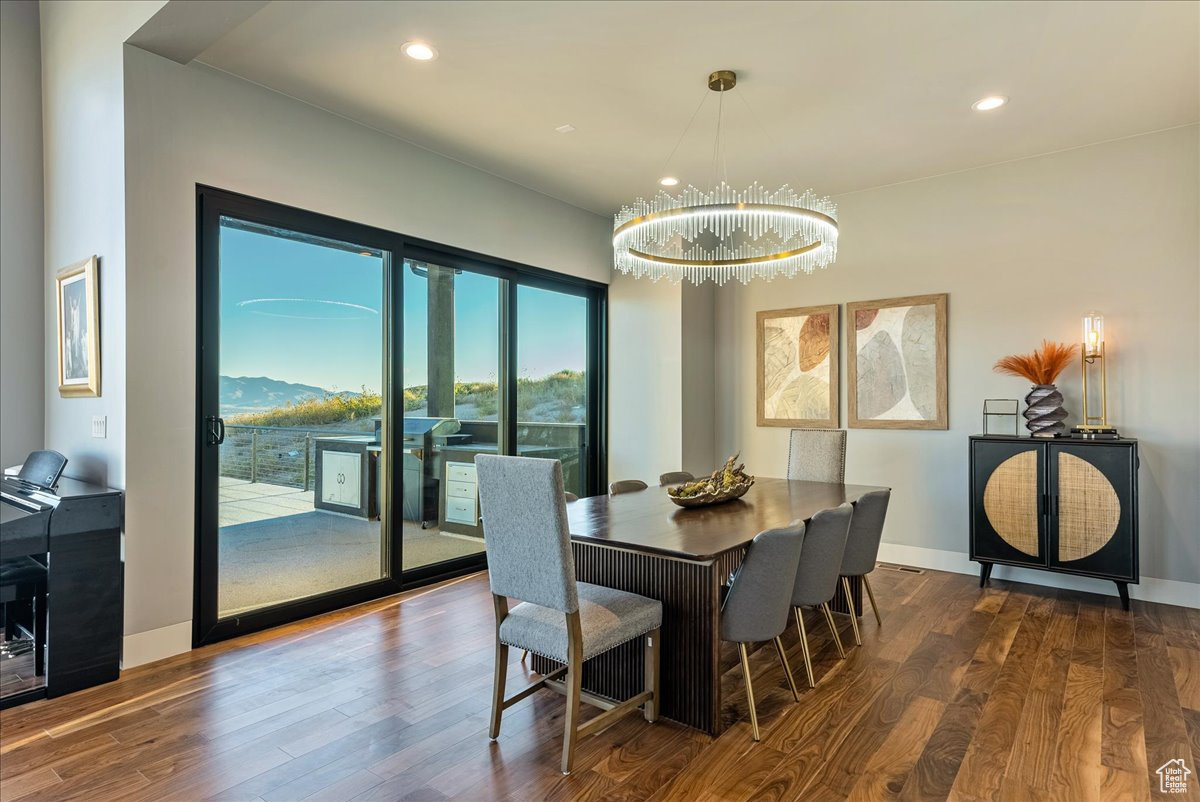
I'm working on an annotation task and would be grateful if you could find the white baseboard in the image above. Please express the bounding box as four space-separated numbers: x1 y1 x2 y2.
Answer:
877 542 1199 609
122 620 192 669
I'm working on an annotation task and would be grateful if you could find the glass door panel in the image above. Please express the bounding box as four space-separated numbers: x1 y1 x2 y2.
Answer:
515 285 590 497
401 260 497 570
216 218 387 618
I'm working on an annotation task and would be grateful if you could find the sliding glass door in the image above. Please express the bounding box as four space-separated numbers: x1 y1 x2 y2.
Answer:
516 285 592 497
196 187 605 645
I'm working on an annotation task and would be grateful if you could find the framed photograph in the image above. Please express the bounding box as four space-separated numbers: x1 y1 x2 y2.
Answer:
56 255 101 397
847 293 947 429
757 304 839 428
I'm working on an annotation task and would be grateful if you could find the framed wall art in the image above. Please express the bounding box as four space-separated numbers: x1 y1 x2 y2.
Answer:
756 304 839 428
847 293 947 429
56 255 101 397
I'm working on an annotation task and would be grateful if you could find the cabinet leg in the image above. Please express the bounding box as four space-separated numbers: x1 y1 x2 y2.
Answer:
1115 581 1130 611
979 562 993 587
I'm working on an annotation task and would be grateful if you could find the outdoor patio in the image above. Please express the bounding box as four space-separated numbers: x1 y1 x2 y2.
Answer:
218 478 485 615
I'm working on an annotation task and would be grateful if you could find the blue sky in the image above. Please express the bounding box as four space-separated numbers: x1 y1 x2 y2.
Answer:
220 224 586 393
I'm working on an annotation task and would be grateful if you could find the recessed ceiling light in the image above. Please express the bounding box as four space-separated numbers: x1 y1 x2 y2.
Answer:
555 124 576 134
401 41 438 61
659 176 680 187
972 95 1008 112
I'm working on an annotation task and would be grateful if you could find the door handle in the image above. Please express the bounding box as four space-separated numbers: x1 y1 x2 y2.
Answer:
206 416 226 446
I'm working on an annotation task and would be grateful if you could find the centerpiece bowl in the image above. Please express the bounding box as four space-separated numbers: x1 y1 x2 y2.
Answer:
667 454 755 508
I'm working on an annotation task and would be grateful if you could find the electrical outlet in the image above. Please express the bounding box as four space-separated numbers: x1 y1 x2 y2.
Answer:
92 416 107 439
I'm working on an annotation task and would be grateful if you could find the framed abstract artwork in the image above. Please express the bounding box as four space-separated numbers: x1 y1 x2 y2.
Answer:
756 304 839 428
56 255 101 397
847 293 947 429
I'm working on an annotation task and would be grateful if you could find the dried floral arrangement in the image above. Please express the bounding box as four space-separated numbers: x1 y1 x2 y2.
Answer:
993 340 1078 386
667 454 755 507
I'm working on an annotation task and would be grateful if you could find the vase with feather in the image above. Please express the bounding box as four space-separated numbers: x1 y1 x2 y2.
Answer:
993 341 1078 438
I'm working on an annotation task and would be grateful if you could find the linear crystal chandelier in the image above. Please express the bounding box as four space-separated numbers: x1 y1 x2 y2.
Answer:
613 71 838 285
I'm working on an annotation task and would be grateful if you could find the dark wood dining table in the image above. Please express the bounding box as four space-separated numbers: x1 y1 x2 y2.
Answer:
529 477 890 736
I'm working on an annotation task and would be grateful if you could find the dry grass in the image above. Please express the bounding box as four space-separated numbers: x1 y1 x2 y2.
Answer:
993 340 1078 385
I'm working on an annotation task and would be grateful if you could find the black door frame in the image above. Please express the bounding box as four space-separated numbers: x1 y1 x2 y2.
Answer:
194 186 607 646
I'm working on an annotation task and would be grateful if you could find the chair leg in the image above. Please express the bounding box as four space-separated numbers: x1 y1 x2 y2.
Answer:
520 650 528 663
489 640 508 740
793 607 815 688
644 628 660 722
773 636 800 702
737 642 761 741
821 602 847 658
561 651 583 774
840 576 862 647
862 574 883 627
561 612 584 775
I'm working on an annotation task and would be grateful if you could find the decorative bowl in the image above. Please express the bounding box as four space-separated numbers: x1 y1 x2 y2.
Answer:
667 476 755 508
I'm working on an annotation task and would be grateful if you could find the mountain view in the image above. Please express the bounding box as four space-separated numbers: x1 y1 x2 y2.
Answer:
220 375 329 415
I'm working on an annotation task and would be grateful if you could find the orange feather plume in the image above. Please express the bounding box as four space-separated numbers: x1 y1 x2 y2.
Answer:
993 340 1078 385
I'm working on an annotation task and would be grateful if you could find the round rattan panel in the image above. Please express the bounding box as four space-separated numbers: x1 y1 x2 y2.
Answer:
1057 452 1120 562
983 451 1039 557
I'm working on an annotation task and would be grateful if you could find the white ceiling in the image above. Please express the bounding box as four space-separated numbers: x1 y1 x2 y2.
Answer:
196 0 1200 216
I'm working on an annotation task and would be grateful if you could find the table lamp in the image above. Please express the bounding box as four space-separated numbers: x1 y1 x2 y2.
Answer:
1073 311 1119 438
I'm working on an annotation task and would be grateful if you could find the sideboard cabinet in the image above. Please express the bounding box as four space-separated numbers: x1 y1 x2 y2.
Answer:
969 435 1138 609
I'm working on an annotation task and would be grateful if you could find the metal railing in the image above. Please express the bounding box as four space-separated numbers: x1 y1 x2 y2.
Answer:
221 423 370 490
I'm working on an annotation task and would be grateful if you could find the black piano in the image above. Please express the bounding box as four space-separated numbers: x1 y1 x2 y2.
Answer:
1 472 123 708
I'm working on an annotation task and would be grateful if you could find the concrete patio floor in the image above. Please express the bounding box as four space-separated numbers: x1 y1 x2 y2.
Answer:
217 478 485 614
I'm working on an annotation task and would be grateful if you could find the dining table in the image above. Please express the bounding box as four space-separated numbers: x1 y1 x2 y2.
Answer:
529 476 890 736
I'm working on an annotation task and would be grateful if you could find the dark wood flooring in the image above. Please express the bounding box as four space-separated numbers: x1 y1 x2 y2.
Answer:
1 566 1197 801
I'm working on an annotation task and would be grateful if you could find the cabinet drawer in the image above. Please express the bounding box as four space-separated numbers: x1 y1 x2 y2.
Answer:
447 463 476 484
445 496 477 524
446 480 476 499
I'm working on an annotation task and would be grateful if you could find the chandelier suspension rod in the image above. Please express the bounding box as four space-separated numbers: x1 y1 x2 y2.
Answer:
659 87 711 181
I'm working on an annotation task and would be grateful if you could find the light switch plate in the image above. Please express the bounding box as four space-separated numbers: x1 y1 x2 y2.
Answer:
92 415 107 439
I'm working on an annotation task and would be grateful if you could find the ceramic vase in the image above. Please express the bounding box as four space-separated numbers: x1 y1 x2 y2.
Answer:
1024 384 1067 437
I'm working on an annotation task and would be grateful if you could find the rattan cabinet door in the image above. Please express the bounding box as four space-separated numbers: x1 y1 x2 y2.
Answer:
970 439 1046 567
1047 443 1136 581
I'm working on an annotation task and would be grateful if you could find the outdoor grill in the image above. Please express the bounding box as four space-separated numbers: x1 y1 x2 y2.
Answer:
402 417 465 526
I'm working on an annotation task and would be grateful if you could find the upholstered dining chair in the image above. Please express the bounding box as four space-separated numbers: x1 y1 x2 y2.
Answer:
658 471 695 486
719 523 805 741
789 503 854 687
609 479 649 495
839 489 891 646
787 429 847 483
476 455 662 776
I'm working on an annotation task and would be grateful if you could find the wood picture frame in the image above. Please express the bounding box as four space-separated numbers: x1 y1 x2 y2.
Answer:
756 304 839 428
847 293 947 429
56 255 101 397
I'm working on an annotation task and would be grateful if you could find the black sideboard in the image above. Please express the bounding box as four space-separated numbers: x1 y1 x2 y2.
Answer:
969 435 1139 609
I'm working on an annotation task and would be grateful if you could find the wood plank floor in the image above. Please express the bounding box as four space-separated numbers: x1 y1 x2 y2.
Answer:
2 567 1197 801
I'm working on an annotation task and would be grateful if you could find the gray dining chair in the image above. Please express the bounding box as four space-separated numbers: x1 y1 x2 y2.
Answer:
790 502 854 687
658 471 694 486
719 523 805 741
476 455 662 776
839 489 891 646
610 479 649 495
787 429 847 483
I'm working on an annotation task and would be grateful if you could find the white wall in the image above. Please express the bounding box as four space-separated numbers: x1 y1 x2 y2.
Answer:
716 125 1200 599
0 0 45 469
121 48 612 662
608 274 683 483
40 1 164 488
680 283 717 476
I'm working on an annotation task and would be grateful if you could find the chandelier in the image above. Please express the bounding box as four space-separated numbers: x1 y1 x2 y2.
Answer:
613 70 839 285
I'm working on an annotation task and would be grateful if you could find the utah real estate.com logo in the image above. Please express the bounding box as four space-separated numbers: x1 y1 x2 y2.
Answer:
1157 758 1192 794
